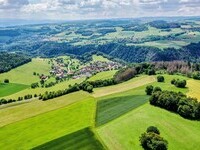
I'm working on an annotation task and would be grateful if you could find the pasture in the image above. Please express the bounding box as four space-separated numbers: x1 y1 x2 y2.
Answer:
0 98 95 149
97 103 200 150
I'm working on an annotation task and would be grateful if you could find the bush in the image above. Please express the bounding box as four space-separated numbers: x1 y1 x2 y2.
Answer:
147 69 156 75
140 127 168 150
157 75 165 82
145 85 154 95
146 126 160 135
4 79 9 83
171 79 187 88
153 87 162 93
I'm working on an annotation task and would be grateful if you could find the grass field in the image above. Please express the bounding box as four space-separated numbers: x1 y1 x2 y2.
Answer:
0 83 29 97
0 91 92 127
97 103 200 150
33 128 104 150
2 78 85 99
0 58 51 85
0 98 95 149
187 79 200 101
88 70 117 81
92 75 156 97
92 55 110 62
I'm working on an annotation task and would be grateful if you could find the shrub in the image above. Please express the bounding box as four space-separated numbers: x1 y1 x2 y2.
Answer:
146 126 160 135
145 85 154 95
140 127 168 150
153 87 162 93
171 79 187 88
157 75 165 82
4 79 9 83
147 69 156 75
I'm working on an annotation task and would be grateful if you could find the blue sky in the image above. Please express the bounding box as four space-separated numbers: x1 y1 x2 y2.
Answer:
0 0 200 20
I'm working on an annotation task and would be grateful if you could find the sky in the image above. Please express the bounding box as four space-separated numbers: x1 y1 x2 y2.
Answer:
0 0 200 20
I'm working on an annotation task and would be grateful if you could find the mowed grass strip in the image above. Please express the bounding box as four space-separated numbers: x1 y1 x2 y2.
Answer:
0 91 93 127
187 79 200 101
0 98 95 149
92 75 156 97
32 128 105 150
96 95 149 127
97 104 200 150
0 83 29 97
88 70 117 81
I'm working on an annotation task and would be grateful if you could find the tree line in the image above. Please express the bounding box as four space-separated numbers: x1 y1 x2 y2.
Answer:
149 89 200 120
0 52 31 73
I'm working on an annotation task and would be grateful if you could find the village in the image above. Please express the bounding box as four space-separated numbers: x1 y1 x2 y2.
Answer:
47 57 123 80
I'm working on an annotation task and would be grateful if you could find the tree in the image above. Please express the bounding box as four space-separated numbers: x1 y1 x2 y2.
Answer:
146 126 160 135
86 85 93 93
145 85 154 95
153 87 162 93
140 127 168 150
157 76 165 82
4 79 9 83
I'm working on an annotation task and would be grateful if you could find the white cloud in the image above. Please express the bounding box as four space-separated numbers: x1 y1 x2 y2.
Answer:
0 0 200 20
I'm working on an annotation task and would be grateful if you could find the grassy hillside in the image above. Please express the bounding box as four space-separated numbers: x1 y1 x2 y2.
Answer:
33 128 104 150
0 83 29 97
97 103 200 150
0 91 92 127
0 58 51 85
2 78 85 99
88 70 117 81
0 98 95 149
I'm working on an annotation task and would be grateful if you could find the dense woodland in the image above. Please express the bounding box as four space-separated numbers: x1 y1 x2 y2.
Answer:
0 52 31 73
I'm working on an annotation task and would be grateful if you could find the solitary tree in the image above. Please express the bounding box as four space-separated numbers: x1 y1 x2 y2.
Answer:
4 79 9 83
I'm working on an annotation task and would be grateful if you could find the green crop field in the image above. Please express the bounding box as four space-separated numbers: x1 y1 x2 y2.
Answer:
0 98 95 149
33 128 104 150
0 83 29 97
97 103 200 150
88 70 117 81
0 58 51 85
96 94 149 127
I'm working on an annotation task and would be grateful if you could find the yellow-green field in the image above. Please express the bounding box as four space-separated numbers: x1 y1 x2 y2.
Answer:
187 79 200 101
88 70 117 81
92 75 156 97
